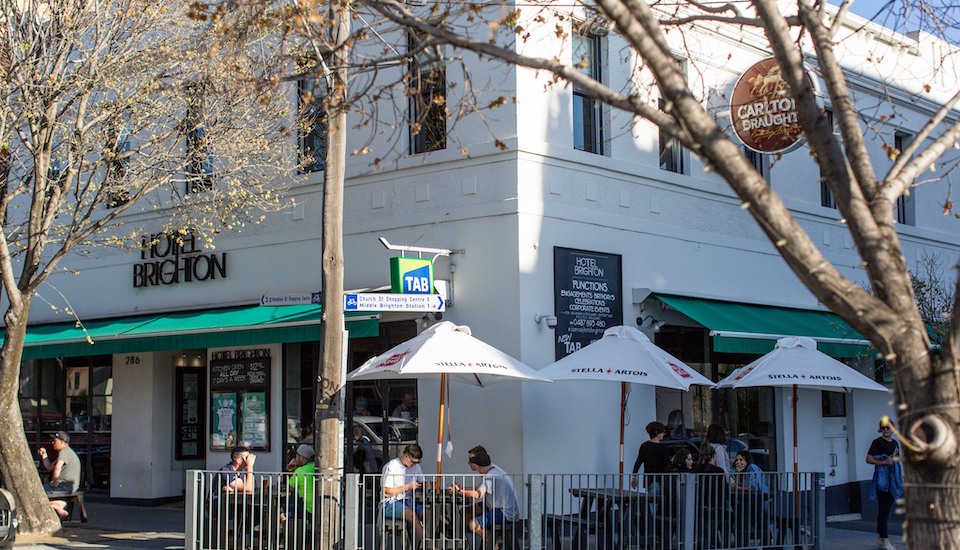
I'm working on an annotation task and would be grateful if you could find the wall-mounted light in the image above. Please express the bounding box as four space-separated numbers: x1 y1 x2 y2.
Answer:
638 314 666 333
534 313 558 329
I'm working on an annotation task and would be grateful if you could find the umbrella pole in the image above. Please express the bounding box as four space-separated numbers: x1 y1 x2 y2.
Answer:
619 382 627 490
792 384 800 538
437 373 446 474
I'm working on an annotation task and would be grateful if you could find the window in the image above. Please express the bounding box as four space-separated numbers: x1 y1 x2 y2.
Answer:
105 123 131 208
407 32 446 154
184 85 213 193
659 98 685 173
820 109 835 208
894 131 916 226
299 72 327 173
744 147 769 181
573 30 604 154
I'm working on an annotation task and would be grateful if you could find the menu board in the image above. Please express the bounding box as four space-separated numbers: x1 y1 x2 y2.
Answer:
553 247 623 360
176 368 205 460
210 357 269 389
241 392 268 448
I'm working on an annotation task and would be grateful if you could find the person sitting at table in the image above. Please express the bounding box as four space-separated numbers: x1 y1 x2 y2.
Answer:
217 446 257 495
669 449 694 472
630 421 671 491
450 445 520 547
731 450 769 546
382 443 429 543
288 444 316 513
693 442 729 549
37 431 81 519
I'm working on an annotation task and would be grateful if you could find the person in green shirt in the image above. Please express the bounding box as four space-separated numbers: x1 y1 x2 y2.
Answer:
288 444 315 513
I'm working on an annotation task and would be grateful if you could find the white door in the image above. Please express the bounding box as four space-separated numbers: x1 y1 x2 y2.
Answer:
822 417 850 487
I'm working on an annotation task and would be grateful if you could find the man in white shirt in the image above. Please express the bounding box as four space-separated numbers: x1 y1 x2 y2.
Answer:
450 446 520 542
381 444 429 542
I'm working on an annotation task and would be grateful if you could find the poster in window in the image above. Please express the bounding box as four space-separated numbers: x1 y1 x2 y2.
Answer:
553 247 623 360
241 391 268 448
211 392 238 450
176 368 205 460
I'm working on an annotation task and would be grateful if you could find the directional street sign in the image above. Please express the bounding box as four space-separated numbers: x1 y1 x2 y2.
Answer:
261 293 321 306
344 293 445 312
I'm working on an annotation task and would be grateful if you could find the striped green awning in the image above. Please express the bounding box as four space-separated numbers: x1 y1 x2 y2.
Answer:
16 304 379 360
654 294 874 358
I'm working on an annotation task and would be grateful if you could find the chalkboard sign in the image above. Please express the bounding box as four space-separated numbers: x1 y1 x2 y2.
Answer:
553 247 623 360
210 357 271 389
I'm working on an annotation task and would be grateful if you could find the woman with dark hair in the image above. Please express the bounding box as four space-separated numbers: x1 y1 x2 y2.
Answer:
866 419 902 550
693 442 728 548
630 421 670 490
731 450 769 546
670 448 694 472
706 423 731 479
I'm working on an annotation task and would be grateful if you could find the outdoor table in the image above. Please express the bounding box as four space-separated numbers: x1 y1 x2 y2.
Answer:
568 487 658 549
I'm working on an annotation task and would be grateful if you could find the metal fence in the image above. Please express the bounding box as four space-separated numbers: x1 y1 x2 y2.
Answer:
187 470 825 550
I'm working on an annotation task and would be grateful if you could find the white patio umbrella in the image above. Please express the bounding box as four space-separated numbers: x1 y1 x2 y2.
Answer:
716 336 888 475
346 321 552 472
538 325 715 476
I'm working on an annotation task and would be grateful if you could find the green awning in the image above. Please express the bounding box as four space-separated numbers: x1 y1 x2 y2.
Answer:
16 304 379 360
654 294 874 358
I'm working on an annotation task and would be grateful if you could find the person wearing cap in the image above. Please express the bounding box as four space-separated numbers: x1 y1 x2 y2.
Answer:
866 419 903 550
288 444 316 514
37 431 81 518
450 445 519 544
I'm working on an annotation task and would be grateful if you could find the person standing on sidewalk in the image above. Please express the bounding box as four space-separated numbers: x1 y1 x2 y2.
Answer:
866 419 903 550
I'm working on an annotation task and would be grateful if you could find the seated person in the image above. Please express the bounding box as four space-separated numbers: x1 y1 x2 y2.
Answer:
37 431 80 519
288 444 316 515
731 450 769 545
449 446 520 544
381 444 428 542
216 446 256 496
693 442 729 548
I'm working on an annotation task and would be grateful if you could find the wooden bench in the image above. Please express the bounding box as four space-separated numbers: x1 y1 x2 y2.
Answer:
48 483 88 523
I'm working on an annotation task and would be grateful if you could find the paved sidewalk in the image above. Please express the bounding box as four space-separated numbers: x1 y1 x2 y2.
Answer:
12 497 906 549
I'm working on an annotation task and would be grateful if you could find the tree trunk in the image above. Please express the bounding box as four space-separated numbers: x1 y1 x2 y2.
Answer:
0 298 61 535
314 2 350 549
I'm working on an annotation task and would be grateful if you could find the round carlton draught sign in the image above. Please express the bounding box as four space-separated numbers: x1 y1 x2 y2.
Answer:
730 57 812 154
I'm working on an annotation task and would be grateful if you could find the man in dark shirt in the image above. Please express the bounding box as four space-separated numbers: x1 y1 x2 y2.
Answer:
630 421 670 489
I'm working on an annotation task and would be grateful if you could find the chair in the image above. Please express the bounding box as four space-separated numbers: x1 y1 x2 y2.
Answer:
378 501 414 550
51 479 89 523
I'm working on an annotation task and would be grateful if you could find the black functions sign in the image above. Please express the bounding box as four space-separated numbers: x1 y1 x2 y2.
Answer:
553 247 623 360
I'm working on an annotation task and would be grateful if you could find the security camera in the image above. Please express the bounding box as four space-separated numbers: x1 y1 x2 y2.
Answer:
433 312 442 321
545 315 558 329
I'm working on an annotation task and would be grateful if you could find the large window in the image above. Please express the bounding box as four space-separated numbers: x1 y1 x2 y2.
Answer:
185 84 213 193
283 342 317 461
105 121 131 208
894 131 916 225
820 109 836 208
658 98 685 173
573 30 604 154
20 356 113 490
407 32 446 154
299 71 327 173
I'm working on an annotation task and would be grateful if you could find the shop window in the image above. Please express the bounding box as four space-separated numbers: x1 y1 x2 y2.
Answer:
821 391 847 417
283 342 317 461
20 356 112 490
573 29 604 154
210 349 271 451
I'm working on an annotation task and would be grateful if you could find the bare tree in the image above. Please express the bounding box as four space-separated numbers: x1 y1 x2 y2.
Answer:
351 0 960 545
0 0 293 534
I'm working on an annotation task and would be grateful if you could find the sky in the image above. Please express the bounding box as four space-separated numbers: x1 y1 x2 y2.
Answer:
829 0 960 45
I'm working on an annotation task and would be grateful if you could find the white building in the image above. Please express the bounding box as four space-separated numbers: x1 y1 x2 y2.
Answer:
14 3 958 520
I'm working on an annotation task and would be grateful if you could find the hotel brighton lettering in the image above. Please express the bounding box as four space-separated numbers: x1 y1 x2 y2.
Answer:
133 232 228 287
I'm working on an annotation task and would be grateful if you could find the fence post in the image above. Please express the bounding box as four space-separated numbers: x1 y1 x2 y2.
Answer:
528 474 543 550
815 472 825 550
185 470 198 550
681 473 695 548
344 473 359 550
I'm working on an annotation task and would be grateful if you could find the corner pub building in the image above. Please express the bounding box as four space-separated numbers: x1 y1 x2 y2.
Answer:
8 2 960 522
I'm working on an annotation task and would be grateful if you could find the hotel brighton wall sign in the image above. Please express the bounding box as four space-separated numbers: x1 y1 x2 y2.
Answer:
730 57 815 154
133 231 228 288
553 247 623 360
